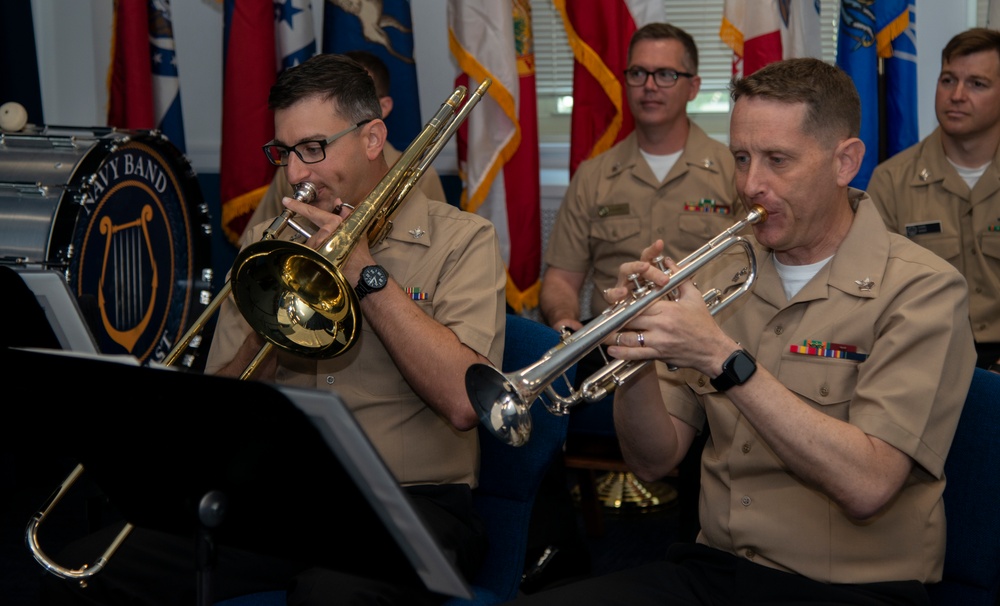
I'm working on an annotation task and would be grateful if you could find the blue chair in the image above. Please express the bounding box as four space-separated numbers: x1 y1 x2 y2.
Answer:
927 367 1000 606
217 314 573 606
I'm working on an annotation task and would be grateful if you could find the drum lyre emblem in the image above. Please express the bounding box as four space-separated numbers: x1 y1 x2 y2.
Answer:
96 204 159 352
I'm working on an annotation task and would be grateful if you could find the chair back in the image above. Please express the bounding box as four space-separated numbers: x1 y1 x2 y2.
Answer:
928 367 1000 605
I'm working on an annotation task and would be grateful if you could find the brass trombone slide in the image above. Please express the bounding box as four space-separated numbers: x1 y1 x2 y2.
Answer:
466 205 768 447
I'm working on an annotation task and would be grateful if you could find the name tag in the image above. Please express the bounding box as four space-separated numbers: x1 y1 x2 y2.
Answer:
597 204 630 218
905 221 942 237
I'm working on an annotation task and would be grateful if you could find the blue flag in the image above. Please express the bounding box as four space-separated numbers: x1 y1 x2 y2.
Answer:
837 0 917 190
276 0 317 70
0 0 44 127
323 0 421 151
149 0 186 152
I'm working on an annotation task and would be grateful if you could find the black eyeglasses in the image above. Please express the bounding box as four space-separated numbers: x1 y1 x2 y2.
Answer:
262 119 373 166
623 67 694 88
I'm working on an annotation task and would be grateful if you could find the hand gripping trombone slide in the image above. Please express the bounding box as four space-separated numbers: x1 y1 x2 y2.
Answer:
25 80 492 583
466 205 767 447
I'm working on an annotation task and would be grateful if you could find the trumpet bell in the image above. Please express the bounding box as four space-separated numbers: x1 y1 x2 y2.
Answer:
466 363 533 447
232 239 360 357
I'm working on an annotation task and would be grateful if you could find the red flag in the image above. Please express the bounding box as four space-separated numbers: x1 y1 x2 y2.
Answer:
448 0 542 312
554 0 664 178
220 0 278 245
720 0 822 78
503 1 541 310
107 0 154 130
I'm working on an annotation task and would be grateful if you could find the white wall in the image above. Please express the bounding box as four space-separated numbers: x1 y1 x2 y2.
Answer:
27 0 978 176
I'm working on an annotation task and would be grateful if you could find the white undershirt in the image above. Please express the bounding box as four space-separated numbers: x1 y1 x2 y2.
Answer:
774 256 833 300
640 149 682 182
947 157 990 190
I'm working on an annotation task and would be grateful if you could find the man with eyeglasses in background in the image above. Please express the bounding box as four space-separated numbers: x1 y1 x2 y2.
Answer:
41 53 507 606
531 23 739 578
244 49 448 234
541 22 739 335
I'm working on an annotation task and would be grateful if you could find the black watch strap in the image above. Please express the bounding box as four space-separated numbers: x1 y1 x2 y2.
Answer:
710 349 757 392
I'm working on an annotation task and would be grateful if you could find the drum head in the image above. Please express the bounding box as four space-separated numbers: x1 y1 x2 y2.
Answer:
0 128 213 369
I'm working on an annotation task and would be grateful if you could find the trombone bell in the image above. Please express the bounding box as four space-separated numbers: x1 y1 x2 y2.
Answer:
231 239 360 357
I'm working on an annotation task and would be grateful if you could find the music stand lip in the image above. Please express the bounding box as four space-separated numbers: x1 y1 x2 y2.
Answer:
3 347 472 600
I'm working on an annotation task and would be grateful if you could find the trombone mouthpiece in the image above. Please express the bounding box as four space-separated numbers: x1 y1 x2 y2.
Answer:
293 182 317 204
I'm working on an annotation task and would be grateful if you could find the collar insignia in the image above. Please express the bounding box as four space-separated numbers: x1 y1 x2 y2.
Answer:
409 226 425 239
855 277 875 292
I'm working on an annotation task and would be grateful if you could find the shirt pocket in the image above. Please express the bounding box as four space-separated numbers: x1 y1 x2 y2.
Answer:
910 233 961 263
778 357 857 418
590 216 642 244
981 230 1000 261
676 212 741 253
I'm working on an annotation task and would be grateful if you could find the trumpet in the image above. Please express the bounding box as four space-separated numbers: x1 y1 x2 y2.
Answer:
467 205 767 446
26 81 491 581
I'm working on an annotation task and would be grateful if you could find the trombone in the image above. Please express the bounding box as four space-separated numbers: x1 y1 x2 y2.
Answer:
467 205 768 447
26 80 492 581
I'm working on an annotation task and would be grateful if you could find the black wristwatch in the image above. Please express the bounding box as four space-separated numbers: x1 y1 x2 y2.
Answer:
710 349 757 392
355 265 388 301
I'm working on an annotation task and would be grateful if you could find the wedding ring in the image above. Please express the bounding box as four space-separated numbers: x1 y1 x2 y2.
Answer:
637 332 645 347
615 333 623 347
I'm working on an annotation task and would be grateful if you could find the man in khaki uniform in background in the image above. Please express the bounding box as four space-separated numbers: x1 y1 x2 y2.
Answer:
868 28 1000 371
527 24 739 582
541 23 739 332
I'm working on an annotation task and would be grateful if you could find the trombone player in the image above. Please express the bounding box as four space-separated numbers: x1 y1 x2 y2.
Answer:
42 54 506 606
509 58 976 605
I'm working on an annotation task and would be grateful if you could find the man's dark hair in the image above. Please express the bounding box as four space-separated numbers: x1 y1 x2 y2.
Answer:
628 22 699 74
729 57 861 145
344 50 391 98
268 53 382 122
942 27 1000 65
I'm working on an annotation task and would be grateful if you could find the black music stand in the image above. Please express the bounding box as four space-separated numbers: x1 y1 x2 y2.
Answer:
2 347 472 605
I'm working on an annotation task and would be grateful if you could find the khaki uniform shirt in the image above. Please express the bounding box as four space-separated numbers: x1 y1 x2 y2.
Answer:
545 124 739 317
868 128 1000 343
247 142 449 230
206 190 507 488
659 194 975 584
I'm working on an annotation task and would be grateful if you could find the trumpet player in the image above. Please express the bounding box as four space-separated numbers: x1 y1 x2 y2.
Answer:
42 54 506 606
509 58 975 606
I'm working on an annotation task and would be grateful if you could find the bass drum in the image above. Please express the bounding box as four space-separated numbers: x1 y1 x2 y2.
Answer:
0 126 213 370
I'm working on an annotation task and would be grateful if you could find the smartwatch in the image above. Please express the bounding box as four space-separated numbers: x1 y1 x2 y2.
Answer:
355 265 388 302
710 349 757 392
